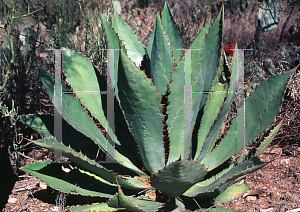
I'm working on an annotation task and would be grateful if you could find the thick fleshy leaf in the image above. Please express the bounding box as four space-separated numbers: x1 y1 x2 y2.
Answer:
196 83 227 158
189 23 208 120
166 23 207 165
19 114 148 179
37 68 147 177
215 183 251 202
102 14 120 98
112 11 145 67
166 60 186 164
71 203 123 211
183 157 265 197
195 12 227 162
161 1 184 63
146 26 156 61
108 178 164 212
196 43 238 163
37 67 110 149
203 9 222 95
61 49 123 155
150 160 207 197
117 50 165 174
33 137 149 190
166 9 223 165
21 160 117 197
19 114 105 162
150 12 174 96
203 67 295 171
62 50 106 127
255 120 283 156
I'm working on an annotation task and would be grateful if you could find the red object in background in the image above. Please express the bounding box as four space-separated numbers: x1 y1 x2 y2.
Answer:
229 44 235 56
283 33 291 39
224 46 230 56
224 44 235 56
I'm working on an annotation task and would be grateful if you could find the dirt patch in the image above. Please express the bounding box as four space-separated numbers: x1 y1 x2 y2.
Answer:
214 145 300 212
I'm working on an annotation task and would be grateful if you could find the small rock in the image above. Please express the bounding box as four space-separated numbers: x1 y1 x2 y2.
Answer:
7 197 17 204
280 158 290 165
286 208 300 212
270 147 282 154
51 206 60 211
246 195 257 202
39 182 47 190
260 208 274 212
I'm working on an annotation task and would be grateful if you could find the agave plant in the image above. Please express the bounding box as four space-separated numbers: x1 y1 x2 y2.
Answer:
18 1 296 211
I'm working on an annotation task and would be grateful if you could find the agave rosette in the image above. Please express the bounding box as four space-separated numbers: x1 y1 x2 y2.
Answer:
19 2 295 211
